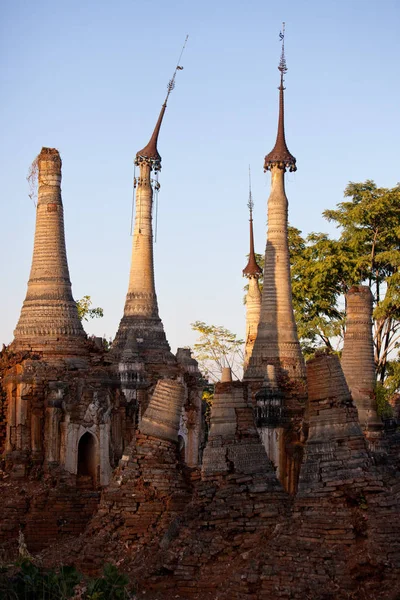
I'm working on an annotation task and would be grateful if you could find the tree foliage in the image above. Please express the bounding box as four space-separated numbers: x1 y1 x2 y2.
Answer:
287 180 400 380
289 227 349 357
76 296 104 322
191 321 244 382
0 558 132 600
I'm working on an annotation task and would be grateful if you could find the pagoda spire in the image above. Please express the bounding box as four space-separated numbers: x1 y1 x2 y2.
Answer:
264 23 296 173
113 38 188 360
245 25 305 388
243 167 263 279
12 148 87 359
244 27 305 494
243 168 262 369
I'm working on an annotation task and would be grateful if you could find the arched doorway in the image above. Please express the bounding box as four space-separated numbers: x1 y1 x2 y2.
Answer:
77 432 97 488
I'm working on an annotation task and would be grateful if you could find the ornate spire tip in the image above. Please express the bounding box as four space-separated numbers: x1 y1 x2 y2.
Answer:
278 22 287 75
243 167 262 279
264 23 296 173
135 35 189 171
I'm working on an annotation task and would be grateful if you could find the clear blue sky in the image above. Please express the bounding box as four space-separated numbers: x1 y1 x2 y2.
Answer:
1 0 399 353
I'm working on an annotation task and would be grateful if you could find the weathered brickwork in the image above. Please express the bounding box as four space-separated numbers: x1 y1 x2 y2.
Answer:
12 148 87 359
0 470 100 555
32 354 396 600
139 379 185 442
341 285 382 435
111 107 204 465
243 195 263 370
112 122 173 365
1 349 400 598
244 278 262 370
245 164 306 388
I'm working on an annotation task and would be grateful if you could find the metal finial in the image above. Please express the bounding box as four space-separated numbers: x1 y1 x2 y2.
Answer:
135 35 189 170
263 22 296 172
247 165 254 216
278 22 287 75
165 34 189 104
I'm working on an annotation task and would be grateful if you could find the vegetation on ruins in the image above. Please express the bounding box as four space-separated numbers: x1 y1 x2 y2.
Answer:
27 155 39 207
0 559 132 599
76 296 104 322
191 321 244 382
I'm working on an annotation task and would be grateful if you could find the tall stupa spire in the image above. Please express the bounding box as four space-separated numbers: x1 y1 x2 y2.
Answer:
245 25 306 390
243 168 262 369
113 37 188 360
12 148 87 358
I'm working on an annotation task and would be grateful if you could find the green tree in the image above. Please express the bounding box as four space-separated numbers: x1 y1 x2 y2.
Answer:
289 227 350 357
76 296 104 322
191 321 244 382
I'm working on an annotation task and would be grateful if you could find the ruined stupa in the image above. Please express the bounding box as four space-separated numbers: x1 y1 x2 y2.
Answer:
3 149 131 487
12 148 88 360
111 41 204 467
112 82 176 366
341 285 382 436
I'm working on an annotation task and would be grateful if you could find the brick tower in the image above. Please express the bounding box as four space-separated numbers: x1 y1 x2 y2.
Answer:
245 28 306 389
341 285 382 436
113 70 185 364
113 37 191 364
12 148 87 359
243 171 262 370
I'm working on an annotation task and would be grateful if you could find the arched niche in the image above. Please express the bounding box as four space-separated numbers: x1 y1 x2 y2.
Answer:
77 431 98 487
